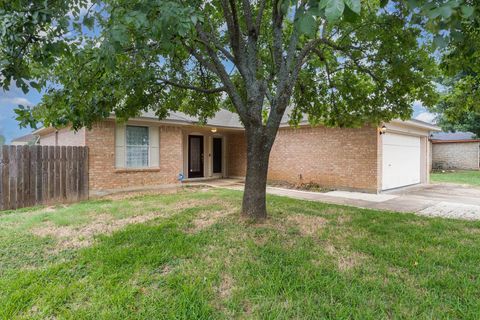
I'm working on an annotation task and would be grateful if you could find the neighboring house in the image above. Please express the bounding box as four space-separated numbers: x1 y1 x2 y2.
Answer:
431 132 480 170
36 127 86 146
11 133 38 145
33 110 440 194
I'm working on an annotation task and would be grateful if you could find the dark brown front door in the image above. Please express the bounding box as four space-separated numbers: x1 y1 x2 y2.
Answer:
188 135 204 178
212 137 222 174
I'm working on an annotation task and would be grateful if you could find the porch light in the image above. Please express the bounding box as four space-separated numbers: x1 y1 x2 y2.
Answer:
211 128 217 133
379 125 387 135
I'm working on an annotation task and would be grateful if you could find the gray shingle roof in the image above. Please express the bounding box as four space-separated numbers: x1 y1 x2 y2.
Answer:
140 105 301 128
11 133 37 143
141 109 243 128
140 108 439 131
431 132 476 141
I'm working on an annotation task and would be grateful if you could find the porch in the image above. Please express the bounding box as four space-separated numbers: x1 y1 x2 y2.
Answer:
180 126 246 181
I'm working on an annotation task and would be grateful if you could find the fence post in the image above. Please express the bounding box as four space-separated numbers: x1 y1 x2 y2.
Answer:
35 146 42 204
66 146 73 201
8 146 17 210
82 147 89 200
41 146 49 205
29 146 36 207
21 145 30 208
54 147 60 200
60 146 66 200
0 146 8 210
48 146 54 200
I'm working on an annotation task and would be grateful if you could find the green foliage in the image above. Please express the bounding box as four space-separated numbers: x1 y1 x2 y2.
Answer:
324 0 345 21
433 92 480 137
0 0 439 131
406 0 479 38
0 134 5 146
0 0 92 93
409 1 480 135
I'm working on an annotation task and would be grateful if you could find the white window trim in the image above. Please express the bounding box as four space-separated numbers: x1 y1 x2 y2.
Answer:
125 125 150 168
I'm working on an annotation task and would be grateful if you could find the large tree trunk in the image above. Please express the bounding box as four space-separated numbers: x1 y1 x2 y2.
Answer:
241 126 274 220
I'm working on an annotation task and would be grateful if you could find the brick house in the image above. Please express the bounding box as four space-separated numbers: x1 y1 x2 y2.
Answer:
431 132 480 170
33 109 439 194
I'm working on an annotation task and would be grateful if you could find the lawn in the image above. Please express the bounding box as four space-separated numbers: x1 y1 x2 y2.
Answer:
431 170 480 186
1 188 479 319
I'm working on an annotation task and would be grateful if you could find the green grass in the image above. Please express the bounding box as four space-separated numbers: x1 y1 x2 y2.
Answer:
1 188 479 319
431 170 480 186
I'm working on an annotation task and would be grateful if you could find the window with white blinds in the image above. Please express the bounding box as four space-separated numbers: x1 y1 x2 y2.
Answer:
115 124 159 169
126 126 149 168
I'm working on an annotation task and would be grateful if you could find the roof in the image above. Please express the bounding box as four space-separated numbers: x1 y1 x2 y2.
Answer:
141 109 441 131
431 132 477 141
33 108 441 134
432 139 480 144
389 118 440 131
430 132 480 143
140 109 243 128
11 133 37 143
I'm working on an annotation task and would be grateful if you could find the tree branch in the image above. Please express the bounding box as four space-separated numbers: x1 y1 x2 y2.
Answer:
218 0 248 78
157 78 226 94
242 0 255 36
271 0 284 73
183 42 247 118
255 0 267 32
193 29 235 63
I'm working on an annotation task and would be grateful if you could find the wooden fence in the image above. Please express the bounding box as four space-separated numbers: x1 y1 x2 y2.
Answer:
0 145 89 211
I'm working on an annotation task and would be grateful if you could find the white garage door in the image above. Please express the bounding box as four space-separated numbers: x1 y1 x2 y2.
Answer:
382 133 421 190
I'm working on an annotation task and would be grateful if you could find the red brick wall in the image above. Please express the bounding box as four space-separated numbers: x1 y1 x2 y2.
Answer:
85 121 379 192
85 121 183 191
227 133 247 177
227 125 379 192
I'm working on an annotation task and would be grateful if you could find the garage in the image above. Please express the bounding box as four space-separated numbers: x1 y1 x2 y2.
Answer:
382 133 421 190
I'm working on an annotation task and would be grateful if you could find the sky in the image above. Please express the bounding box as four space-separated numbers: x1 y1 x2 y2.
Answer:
0 86 43 143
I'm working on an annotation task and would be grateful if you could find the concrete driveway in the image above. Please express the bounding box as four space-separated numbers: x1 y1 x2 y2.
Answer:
199 179 480 221
380 183 480 220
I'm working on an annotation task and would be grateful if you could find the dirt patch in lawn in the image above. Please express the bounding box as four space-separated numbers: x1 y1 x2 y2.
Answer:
187 202 238 233
217 273 234 300
286 214 327 236
31 211 171 250
102 188 181 201
30 198 238 249
213 273 236 316
251 214 326 237
324 244 369 271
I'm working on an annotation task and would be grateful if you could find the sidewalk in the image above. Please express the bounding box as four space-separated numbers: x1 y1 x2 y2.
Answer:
197 179 480 221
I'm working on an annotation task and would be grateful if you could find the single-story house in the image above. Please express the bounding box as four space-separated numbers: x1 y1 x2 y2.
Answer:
431 132 480 170
33 110 440 194
10 133 39 146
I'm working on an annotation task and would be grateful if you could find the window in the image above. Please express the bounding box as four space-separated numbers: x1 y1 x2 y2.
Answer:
126 126 149 168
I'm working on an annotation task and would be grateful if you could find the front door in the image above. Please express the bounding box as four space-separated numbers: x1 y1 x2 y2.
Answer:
188 135 204 178
212 137 222 174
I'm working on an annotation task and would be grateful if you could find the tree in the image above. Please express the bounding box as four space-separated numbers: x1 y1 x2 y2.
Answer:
406 1 480 135
0 134 5 146
1 0 438 219
436 11 480 136
433 95 480 138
